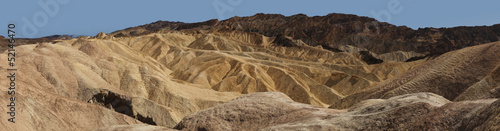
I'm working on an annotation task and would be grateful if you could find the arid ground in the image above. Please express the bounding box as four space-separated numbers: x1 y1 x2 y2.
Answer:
1 13 499 130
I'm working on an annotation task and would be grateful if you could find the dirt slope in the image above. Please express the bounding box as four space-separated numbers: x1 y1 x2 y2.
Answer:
0 13 498 130
175 92 499 130
330 41 500 109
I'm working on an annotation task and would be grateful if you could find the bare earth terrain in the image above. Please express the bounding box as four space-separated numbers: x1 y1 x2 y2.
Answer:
1 13 499 130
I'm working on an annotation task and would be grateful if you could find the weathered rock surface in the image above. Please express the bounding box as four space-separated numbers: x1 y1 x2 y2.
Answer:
330 41 500 109
0 13 499 130
110 31 423 107
174 92 499 131
112 13 500 55
0 82 143 131
95 32 108 39
0 36 241 130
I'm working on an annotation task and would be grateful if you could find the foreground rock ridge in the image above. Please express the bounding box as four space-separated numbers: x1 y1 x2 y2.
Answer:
175 92 499 131
0 13 498 130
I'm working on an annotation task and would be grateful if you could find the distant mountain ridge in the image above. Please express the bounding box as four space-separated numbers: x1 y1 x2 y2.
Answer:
2 12 500 130
111 13 500 56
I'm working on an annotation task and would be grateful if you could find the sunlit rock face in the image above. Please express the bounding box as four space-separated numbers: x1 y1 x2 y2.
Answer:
1 13 499 130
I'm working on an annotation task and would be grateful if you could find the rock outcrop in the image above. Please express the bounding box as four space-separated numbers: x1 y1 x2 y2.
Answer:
95 32 108 39
330 41 500 109
0 13 499 130
111 13 500 56
174 92 499 130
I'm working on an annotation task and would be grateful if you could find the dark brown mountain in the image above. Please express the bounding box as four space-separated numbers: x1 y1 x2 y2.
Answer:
110 13 500 56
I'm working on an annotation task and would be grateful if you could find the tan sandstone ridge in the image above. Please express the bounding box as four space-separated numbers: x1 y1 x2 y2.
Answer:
0 29 425 130
330 41 500 109
1 29 499 130
0 13 499 130
0 33 242 130
174 92 499 130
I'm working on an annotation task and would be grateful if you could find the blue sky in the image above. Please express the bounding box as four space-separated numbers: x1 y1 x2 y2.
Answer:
1 0 499 38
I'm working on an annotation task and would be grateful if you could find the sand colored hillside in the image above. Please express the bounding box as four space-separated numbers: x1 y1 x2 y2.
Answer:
330 41 500 109
1 16 499 130
0 81 142 131
111 31 425 107
0 29 425 130
174 92 499 130
0 36 241 129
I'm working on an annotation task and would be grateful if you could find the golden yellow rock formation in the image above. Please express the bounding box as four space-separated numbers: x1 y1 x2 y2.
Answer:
3 29 498 130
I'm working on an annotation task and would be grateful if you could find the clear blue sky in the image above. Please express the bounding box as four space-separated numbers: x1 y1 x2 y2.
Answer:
1 0 499 38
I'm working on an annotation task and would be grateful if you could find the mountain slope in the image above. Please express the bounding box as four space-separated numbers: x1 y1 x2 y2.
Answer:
0 13 499 130
174 92 499 130
330 41 500 109
111 13 500 56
